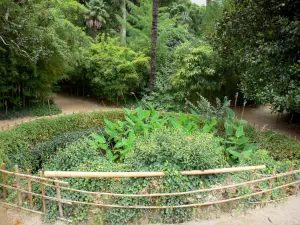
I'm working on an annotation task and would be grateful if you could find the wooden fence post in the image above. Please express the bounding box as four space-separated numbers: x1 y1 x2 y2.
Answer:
293 184 299 196
27 169 33 209
15 165 22 206
284 164 295 194
55 180 64 218
39 171 46 213
2 163 7 201
265 166 277 202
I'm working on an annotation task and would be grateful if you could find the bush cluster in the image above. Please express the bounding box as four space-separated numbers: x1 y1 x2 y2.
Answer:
0 110 125 170
0 109 299 225
128 128 228 170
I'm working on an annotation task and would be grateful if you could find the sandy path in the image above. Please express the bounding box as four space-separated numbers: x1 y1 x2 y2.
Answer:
191 196 300 225
0 94 119 129
235 105 300 140
0 196 299 225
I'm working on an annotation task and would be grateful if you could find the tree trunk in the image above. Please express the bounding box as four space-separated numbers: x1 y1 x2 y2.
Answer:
120 0 126 45
149 0 159 91
93 24 98 43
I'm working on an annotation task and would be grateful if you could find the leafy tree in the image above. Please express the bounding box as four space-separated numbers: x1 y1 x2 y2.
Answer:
85 36 150 102
171 42 222 102
85 0 109 42
0 0 90 110
213 0 300 113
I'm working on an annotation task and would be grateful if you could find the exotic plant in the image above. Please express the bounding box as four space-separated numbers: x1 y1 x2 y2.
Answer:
223 108 257 164
88 106 201 161
85 0 109 42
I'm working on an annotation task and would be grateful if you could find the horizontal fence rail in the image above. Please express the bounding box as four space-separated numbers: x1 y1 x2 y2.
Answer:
0 163 299 223
44 165 266 178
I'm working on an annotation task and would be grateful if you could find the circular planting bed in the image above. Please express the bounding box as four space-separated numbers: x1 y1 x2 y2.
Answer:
0 108 299 224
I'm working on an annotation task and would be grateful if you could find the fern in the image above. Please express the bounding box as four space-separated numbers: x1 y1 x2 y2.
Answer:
186 93 231 118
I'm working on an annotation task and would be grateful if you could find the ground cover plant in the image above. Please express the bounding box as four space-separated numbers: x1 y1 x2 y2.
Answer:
0 107 299 224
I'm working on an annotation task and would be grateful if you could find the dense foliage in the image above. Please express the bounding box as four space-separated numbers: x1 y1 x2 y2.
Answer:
212 0 300 113
0 109 299 224
85 36 149 102
0 0 90 111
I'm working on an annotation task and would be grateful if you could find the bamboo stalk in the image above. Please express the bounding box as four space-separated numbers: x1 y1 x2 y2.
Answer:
265 166 276 202
0 169 68 185
69 180 300 209
2 164 7 201
44 166 266 178
45 169 300 198
39 171 46 213
27 169 33 209
55 180 64 217
15 165 22 206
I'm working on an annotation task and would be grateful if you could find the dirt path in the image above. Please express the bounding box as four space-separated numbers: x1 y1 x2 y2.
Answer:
0 196 299 225
191 196 300 225
235 105 300 141
1 95 299 141
0 94 119 129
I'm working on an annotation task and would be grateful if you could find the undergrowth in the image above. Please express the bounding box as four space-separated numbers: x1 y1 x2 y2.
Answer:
0 107 299 224
0 100 61 120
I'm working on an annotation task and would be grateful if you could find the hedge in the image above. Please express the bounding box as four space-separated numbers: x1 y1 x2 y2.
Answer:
0 110 125 170
0 109 299 171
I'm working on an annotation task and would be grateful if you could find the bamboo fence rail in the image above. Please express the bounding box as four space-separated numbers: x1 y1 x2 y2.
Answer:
44 165 266 178
0 163 299 222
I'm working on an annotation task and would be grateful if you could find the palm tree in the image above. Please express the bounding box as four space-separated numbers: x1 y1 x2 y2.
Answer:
85 0 109 43
149 0 159 91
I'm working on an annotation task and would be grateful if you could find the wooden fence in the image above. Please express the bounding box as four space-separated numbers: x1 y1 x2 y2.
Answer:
0 164 299 223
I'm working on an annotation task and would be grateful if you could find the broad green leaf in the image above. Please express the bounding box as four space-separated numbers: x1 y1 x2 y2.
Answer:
235 126 244 138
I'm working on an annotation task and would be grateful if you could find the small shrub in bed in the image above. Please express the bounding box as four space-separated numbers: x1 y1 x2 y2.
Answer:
127 128 229 170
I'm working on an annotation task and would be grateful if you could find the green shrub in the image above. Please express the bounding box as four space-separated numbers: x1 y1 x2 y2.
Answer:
253 131 300 161
43 137 101 171
86 36 150 102
127 128 228 171
0 110 125 170
0 101 61 120
33 129 104 169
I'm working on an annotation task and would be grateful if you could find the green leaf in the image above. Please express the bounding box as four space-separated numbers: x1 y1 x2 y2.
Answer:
227 147 241 159
235 126 244 138
115 141 124 148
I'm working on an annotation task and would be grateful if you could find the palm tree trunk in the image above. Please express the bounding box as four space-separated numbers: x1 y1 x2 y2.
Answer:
120 0 126 45
149 0 159 91
93 24 98 43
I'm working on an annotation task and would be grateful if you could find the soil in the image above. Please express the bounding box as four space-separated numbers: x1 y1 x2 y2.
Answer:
234 105 300 141
0 196 299 225
0 94 119 129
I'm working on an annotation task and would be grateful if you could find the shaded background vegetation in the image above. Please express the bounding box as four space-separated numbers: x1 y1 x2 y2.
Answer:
1 0 299 118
